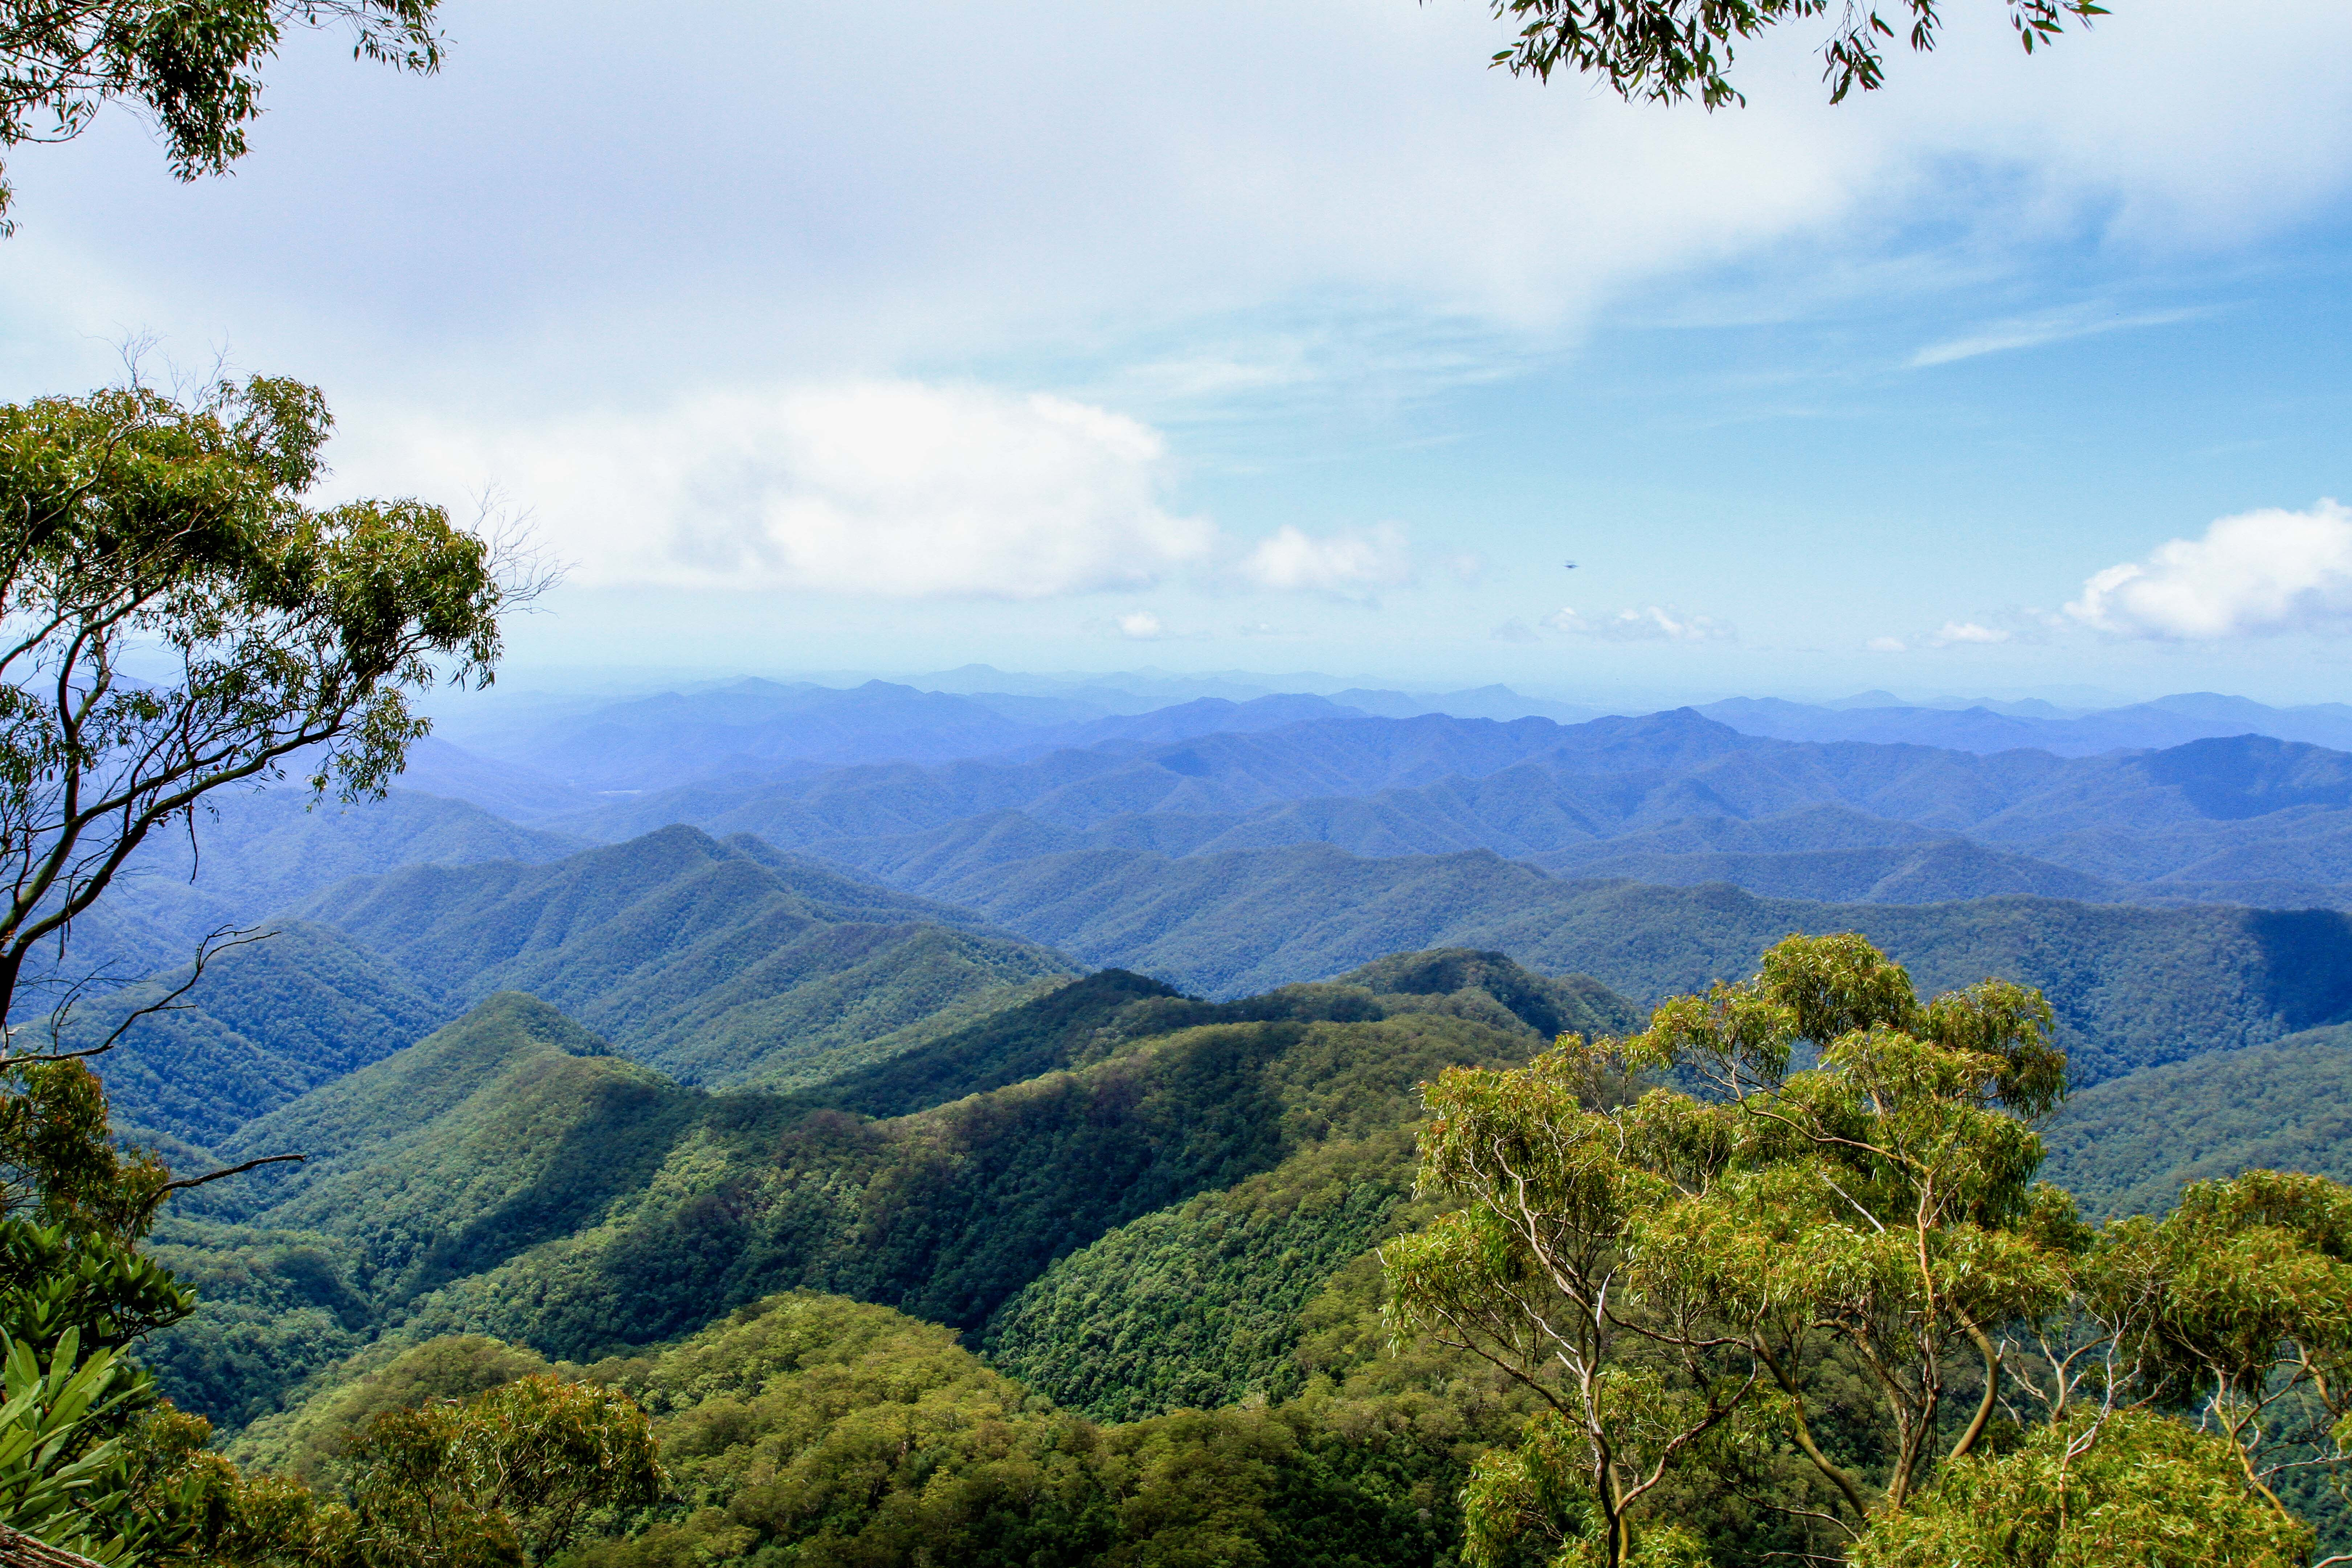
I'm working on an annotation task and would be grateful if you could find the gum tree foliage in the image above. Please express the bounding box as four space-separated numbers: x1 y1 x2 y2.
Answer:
1385 934 2065 1564
1385 932 2352 1566
1479 0 2105 107
2055 1170 2352 1532
0 376 507 1037
326 1376 663 1567
0 376 510 1559
0 0 442 233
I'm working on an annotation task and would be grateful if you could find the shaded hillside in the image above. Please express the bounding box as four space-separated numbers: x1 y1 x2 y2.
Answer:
295 826 1077 1088
987 1132 1424 1421
898 841 2352 1083
144 995 687 1424
72 922 452 1150
2042 1024 2352 1218
408 998 1533 1359
29 786 586 991
143 953 1618 1425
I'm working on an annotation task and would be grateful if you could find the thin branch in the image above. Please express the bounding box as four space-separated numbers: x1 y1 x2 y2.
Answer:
11 924 275 1062
154 1151 305 1196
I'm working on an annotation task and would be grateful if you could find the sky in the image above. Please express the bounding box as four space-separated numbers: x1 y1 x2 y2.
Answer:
5 0 2352 706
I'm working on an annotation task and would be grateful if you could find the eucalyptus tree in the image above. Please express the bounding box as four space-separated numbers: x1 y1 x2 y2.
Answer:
0 0 441 232
0 376 514 1560
0 376 510 1041
1387 934 2079 1564
1477 0 2103 107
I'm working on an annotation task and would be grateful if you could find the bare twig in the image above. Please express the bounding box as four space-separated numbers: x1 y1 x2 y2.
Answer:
154 1151 305 1196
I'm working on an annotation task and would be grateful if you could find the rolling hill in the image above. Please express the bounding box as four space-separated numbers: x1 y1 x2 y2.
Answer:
290 825 1077 1089
88 828 1083 1155
2040 1023 2352 1218
857 839 2352 1084
143 951 1628 1423
532 710 2352 912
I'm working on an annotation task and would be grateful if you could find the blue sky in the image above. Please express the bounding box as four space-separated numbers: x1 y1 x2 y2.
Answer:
5 0 2351 705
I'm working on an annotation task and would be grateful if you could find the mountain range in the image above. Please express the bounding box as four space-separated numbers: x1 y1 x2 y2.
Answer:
47 671 2352 1563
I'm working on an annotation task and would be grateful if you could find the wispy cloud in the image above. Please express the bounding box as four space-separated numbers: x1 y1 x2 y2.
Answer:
1909 307 2206 369
1931 621 2011 646
1542 605 1734 644
350 380 1216 599
1236 523 1413 598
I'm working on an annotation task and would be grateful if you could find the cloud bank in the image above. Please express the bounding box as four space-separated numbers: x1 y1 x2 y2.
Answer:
353 381 1215 598
2069 500 2352 638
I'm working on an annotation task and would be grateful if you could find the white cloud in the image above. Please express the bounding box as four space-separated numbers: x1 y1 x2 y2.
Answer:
1490 618 1541 644
2067 499 2352 638
1236 523 1412 596
1908 308 2203 368
1867 636 1908 653
1932 621 2011 645
25 0 2352 415
1542 605 1734 643
340 381 1215 599
1116 610 1166 640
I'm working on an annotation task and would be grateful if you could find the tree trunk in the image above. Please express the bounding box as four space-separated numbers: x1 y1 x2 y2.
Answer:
0 1525 105 1568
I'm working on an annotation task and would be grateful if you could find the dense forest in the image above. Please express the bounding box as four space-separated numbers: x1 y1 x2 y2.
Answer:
40 935 2319 1565
6 8 2351 1564
16 699 2349 1567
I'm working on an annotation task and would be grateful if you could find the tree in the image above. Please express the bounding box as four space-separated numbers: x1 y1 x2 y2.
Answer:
0 373 519 1561
1387 932 2352 1564
1849 1409 2316 1568
339 1376 663 1567
1477 0 2104 107
1386 934 2075 1564
2073 1171 2352 1528
0 0 443 234
0 375 511 1044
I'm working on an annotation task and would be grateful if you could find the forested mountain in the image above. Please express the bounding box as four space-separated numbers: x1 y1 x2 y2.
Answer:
823 840 2352 1083
49 675 2352 1564
137 929 2352 1564
143 950 1625 1431
2041 1022 2352 1218
113 811 2348 1108
70 923 453 1154
36 785 585 988
86 827 1080 1161
527 709 2352 911
1698 691 2352 755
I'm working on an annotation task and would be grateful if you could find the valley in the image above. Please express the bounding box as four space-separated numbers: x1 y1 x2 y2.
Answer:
44 676 2352 1564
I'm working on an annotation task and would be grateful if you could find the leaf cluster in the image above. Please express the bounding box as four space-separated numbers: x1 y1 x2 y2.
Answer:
0 0 443 232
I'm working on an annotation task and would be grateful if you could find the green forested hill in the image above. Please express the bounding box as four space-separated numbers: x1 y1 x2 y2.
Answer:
70 922 454 1151
38 786 587 988
408 1001 1532 1359
2041 1023 2352 1218
294 824 1077 1089
146 995 697 1422
142 952 1617 1429
886 841 2352 1083
228 1287 1528 1568
985 1131 1424 1420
